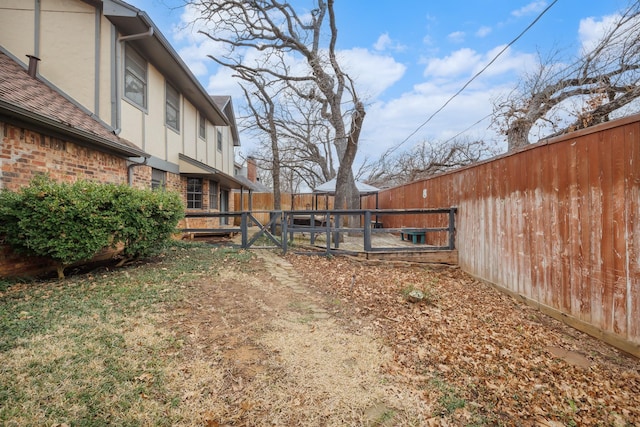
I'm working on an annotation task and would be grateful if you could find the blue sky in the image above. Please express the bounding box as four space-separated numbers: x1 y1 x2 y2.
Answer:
127 0 631 163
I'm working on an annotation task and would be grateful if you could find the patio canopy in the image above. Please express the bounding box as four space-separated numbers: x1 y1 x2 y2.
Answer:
312 178 380 195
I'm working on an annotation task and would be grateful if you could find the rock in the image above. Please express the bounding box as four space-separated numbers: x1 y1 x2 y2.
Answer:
407 290 424 303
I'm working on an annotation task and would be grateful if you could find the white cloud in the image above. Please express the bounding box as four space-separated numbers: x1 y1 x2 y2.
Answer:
356 81 510 160
578 13 621 53
447 31 466 43
339 48 406 99
471 45 536 78
374 33 392 51
424 48 482 78
206 66 243 98
423 45 535 82
373 33 407 52
511 1 547 18
476 26 492 38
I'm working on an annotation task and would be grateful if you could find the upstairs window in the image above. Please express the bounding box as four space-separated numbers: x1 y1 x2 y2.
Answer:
199 111 206 140
187 178 202 209
217 129 223 152
124 46 147 109
165 82 180 131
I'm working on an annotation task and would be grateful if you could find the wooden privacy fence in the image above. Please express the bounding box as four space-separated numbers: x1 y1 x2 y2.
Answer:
361 114 640 357
234 192 334 225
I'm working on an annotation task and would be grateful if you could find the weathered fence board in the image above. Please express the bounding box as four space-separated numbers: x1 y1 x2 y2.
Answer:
364 114 640 356
238 114 640 356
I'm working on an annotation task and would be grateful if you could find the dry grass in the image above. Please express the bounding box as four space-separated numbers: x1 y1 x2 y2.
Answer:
3 242 637 426
255 317 429 425
0 243 232 426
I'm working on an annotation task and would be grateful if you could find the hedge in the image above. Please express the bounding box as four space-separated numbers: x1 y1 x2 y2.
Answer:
0 176 184 278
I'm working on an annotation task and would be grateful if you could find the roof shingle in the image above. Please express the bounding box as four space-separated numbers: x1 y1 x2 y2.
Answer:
0 51 146 157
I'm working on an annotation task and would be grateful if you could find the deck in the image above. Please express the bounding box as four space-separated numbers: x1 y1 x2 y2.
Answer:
287 231 458 265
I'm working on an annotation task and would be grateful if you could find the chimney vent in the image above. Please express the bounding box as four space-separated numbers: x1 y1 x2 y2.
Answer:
26 55 40 78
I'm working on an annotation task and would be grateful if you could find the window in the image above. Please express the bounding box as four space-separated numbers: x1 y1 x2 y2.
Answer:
187 178 202 209
209 180 218 210
199 111 206 140
165 82 180 131
151 168 166 190
217 129 223 152
124 46 147 109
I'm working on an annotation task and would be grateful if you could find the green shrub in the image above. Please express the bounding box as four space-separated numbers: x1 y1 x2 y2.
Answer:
110 185 184 260
0 176 184 278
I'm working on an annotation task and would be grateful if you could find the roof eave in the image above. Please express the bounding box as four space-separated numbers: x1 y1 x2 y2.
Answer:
178 153 249 190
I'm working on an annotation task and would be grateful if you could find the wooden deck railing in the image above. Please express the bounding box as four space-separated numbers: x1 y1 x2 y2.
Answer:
182 208 458 256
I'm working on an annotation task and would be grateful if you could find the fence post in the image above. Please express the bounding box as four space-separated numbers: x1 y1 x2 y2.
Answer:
364 210 372 251
282 212 288 254
448 208 456 250
241 212 248 248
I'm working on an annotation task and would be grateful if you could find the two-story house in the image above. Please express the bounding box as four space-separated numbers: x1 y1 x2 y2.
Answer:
0 0 248 217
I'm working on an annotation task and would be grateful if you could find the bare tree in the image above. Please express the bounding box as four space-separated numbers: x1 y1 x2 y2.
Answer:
493 1 640 150
274 89 336 190
189 0 365 210
236 71 285 208
365 138 498 188
239 81 337 193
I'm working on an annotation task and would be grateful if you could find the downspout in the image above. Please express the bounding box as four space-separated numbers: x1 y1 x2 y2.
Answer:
113 25 154 135
127 156 148 187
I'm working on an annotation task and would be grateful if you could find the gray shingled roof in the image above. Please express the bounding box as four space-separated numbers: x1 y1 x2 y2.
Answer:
0 50 147 158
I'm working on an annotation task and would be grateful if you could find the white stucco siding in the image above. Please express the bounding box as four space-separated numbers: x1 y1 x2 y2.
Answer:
196 132 209 163
39 0 96 111
0 1 35 62
220 126 235 174
98 15 114 125
166 126 182 164
205 122 216 167
182 101 197 160
144 66 167 159
120 101 144 149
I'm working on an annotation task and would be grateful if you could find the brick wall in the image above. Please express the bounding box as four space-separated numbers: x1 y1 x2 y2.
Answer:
1 122 129 190
0 121 238 277
0 121 132 277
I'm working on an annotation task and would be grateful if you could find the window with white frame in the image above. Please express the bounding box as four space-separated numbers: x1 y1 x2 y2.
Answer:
199 111 206 140
165 82 180 131
217 129 223 152
124 46 147 109
187 178 202 209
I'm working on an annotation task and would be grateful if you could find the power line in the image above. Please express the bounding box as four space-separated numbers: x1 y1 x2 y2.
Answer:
385 0 559 157
440 113 493 145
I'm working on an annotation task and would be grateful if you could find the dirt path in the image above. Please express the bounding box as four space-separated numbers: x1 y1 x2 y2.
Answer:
168 249 428 426
164 246 639 426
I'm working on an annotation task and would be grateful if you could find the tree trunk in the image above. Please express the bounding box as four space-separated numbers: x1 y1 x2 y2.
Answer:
270 131 282 210
507 118 532 151
56 265 65 279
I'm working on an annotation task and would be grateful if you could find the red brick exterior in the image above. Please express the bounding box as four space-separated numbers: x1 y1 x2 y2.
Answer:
1 122 129 190
0 121 136 277
0 121 238 277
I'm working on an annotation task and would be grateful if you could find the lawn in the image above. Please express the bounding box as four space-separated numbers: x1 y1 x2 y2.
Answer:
0 242 638 426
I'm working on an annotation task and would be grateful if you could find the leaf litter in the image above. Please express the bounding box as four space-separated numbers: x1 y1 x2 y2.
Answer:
285 253 640 425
